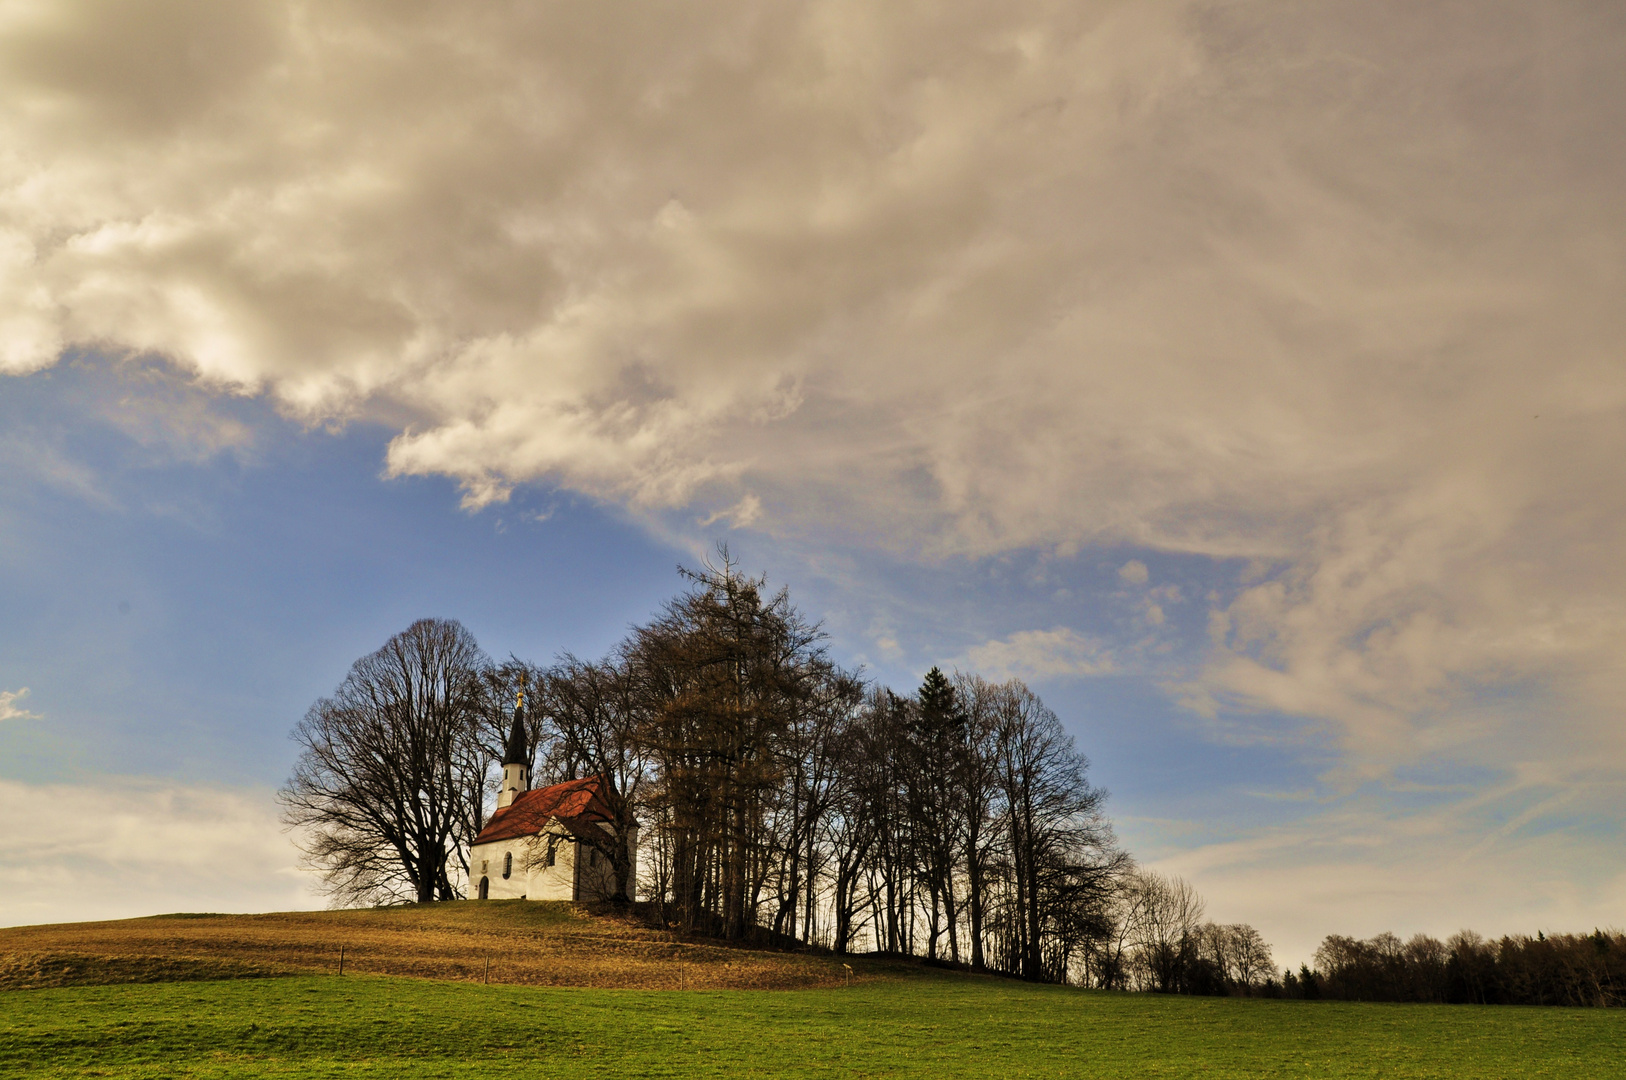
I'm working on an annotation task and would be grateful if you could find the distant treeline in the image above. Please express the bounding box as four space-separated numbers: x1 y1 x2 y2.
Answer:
1113 925 1625 1008
1262 929 1625 1007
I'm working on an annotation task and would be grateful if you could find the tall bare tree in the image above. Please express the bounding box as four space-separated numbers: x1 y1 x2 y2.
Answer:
990 679 1121 981
630 548 828 938
824 689 892 952
536 652 650 902
282 618 489 904
1121 869 1206 992
953 673 1005 971
860 690 914 954
1186 921 1276 994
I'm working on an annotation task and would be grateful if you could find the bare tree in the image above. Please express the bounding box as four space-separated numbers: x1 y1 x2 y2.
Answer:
953 673 1008 971
986 678 1122 982
534 652 651 902
1187 922 1272 994
824 689 891 952
1090 863 1147 989
282 618 489 905
629 547 829 938
764 666 862 944
1122 869 1205 992
863 690 914 954
1228 924 1275 990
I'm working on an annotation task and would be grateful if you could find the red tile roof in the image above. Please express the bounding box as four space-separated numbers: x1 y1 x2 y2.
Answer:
472 776 614 846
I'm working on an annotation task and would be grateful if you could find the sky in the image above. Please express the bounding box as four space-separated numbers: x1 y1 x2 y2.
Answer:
2 0 1624 966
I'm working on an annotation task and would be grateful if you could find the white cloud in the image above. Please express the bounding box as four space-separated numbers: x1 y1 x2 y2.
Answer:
962 627 1115 682
0 778 321 928
698 492 763 530
1 0 1624 795
1118 560 1149 585
0 687 40 723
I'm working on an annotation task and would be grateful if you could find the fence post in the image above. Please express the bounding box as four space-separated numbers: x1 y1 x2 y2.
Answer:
338 946 345 976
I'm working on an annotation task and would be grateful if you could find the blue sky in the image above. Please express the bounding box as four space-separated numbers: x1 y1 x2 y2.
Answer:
3 1 1624 964
0 356 680 787
4 355 1296 815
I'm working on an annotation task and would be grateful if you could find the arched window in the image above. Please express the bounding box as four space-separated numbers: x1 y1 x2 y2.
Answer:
502 851 513 879
544 838 556 867
478 877 489 900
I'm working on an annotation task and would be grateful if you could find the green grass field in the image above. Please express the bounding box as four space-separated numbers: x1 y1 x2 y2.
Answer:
4 973 1623 1080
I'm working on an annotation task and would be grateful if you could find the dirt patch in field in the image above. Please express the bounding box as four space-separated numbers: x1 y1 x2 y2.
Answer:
0 902 895 991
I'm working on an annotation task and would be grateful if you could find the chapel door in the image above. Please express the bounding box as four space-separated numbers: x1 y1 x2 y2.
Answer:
478 877 489 900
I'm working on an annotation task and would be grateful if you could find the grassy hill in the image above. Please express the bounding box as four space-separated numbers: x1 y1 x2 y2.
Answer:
5 904 1624 1078
6 972 1625 1079
0 901 879 991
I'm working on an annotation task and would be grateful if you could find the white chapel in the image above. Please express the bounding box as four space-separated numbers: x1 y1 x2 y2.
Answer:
468 700 637 902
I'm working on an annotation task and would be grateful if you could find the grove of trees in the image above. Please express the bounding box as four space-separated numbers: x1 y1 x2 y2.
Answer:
280 550 1275 989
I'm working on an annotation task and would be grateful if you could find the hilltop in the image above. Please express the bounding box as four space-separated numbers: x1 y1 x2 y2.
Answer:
0 901 903 991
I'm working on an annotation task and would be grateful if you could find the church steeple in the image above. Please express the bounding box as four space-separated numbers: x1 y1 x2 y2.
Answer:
502 697 528 766
497 691 531 810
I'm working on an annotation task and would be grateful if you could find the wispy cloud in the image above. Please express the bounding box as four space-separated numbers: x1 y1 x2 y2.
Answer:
961 627 1115 682
0 688 39 723
698 493 763 530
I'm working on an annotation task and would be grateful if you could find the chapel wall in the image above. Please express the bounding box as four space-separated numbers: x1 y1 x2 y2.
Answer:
470 835 579 900
469 820 638 901
470 841 526 900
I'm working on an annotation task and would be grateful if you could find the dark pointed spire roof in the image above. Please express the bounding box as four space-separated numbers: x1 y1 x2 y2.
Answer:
501 694 528 766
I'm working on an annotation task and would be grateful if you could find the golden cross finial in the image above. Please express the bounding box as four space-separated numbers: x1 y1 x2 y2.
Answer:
516 688 525 710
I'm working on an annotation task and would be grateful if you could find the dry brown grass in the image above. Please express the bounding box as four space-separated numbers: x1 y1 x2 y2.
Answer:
0 902 896 991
